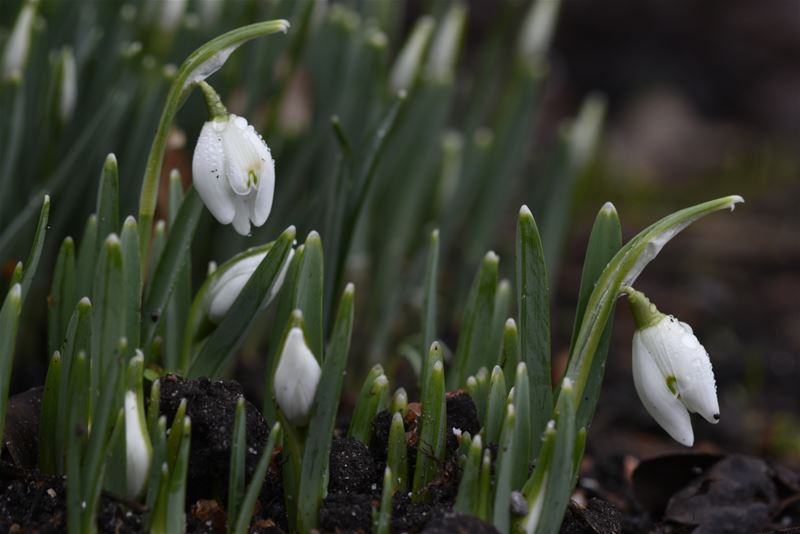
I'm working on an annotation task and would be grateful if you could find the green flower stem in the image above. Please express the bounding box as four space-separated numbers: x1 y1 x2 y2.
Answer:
560 195 743 415
197 80 228 120
137 20 290 270
624 286 664 329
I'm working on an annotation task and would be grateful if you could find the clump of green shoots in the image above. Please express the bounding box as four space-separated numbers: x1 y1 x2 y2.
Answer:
0 1 744 533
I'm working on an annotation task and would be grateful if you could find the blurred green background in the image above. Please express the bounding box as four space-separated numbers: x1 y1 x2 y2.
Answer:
1 0 798 464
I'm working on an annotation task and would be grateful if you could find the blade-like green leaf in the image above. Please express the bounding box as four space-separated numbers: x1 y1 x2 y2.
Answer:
120 216 141 351
277 284 353 534
91 234 124 400
234 422 282 534
492 404 516 534
412 344 445 501
293 231 324 360
187 225 296 378
387 412 408 492
453 251 498 388
20 194 50 302
0 284 22 447
95 154 120 260
164 171 191 372
569 203 621 432
375 467 394 534
38 351 62 474
227 397 247 530
516 205 551 457
48 237 76 357
142 188 203 346
420 229 439 391
454 434 483 515
76 215 98 298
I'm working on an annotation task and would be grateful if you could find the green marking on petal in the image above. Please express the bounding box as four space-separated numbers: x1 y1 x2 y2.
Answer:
666 375 678 396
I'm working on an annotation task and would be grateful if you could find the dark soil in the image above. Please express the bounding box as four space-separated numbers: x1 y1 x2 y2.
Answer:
157 376 272 503
0 466 144 533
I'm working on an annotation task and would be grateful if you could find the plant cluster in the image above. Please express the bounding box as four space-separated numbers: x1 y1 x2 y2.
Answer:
0 1 742 533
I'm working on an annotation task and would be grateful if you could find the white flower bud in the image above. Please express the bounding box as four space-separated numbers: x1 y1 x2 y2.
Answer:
2 0 38 82
627 287 719 447
124 390 152 498
274 327 321 426
192 114 275 236
204 247 294 324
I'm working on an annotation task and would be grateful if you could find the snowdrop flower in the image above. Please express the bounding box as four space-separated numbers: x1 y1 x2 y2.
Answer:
274 326 321 426
204 246 294 324
124 390 152 498
625 287 719 446
192 81 275 236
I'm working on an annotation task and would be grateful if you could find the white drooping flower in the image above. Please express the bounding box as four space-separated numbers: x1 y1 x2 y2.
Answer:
626 287 719 447
192 100 275 236
124 390 152 498
204 246 294 324
274 326 321 426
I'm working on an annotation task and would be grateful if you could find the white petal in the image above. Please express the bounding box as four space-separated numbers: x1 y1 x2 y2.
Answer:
274 328 321 426
222 115 261 195
231 196 252 236
640 317 719 424
125 391 152 498
206 253 265 323
250 150 275 227
632 332 694 446
192 121 236 224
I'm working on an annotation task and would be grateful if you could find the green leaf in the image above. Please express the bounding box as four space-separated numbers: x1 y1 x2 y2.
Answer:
20 194 50 303
83 340 125 520
478 448 492 522
375 467 394 534
297 284 355 532
485 366 507 445
164 171 191 372
142 188 203 347
91 234 124 401
95 154 120 261
533 381 576 534
510 363 532 491
568 203 621 432
263 245 303 420
38 351 62 474
452 251 498 389
227 397 247 531
187 225 296 378
516 205 551 457
0 284 22 447
120 217 141 351
420 229 439 392
167 417 191 533
454 434 483 515
234 422 282 534
48 237 76 357
65 351 90 534
412 344 445 500
492 404 516 534
387 412 408 492
56 297 92 474
294 231 324 360
348 364 386 443
500 318 519 383
76 215 98 298
488 279 512 366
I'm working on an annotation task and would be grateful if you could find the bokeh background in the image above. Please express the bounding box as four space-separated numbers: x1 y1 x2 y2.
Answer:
2 0 799 480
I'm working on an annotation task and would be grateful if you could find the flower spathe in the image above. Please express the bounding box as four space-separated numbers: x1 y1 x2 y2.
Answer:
192 102 275 236
626 287 719 446
204 246 294 324
274 326 321 426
